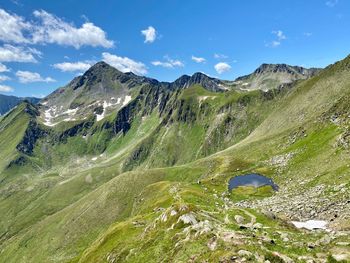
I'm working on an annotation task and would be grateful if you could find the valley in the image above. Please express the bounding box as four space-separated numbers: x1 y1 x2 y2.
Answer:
0 55 349 262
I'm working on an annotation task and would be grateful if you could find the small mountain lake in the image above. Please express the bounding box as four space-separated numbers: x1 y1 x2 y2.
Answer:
228 173 279 191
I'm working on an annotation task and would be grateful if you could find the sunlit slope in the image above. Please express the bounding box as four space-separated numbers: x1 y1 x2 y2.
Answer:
0 56 349 262
245 55 350 142
0 102 39 173
73 55 350 262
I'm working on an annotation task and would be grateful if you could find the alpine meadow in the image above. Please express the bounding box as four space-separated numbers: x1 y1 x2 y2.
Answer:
0 1 349 262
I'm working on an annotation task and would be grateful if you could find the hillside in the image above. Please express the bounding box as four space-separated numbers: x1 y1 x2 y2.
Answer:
0 56 349 262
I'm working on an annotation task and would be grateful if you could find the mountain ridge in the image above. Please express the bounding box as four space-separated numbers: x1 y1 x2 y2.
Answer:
0 55 349 262
0 94 40 116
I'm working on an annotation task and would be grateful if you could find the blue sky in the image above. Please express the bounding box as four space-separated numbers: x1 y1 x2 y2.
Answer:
0 0 349 97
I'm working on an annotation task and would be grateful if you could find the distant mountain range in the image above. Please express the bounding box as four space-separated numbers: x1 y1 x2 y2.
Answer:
38 61 319 126
0 94 40 115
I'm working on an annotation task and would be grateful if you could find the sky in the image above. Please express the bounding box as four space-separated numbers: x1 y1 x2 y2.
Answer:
0 0 349 97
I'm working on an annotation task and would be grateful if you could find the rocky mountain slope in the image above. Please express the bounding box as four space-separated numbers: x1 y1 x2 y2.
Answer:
0 57 349 262
231 63 321 91
39 62 231 127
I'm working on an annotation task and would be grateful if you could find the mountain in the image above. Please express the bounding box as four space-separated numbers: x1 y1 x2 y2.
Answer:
38 62 315 128
231 63 321 91
0 57 349 262
39 62 230 127
164 72 229 91
0 94 40 115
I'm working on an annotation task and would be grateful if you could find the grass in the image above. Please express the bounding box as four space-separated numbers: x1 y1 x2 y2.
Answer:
1 55 350 262
230 185 275 201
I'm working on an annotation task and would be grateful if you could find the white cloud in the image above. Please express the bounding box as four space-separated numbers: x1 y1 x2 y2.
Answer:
0 85 14 92
0 75 11 82
270 41 281 47
0 63 9 72
304 32 313 37
102 52 148 75
214 53 228 59
0 9 31 44
53 61 93 72
16 70 55 83
326 0 338 7
0 44 41 62
214 62 231 74
151 56 184 68
191 55 206 63
266 30 286 48
272 30 286 41
0 8 114 49
32 10 114 49
141 26 157 43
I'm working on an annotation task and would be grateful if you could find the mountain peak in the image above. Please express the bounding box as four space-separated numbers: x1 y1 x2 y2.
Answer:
233 63 321 91
168 72 226 92
254 63 321 76
84 61 121 76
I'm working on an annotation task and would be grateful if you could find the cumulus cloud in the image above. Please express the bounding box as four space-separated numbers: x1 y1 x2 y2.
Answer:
141 26 157 43
0 75 11 82
0 44 41 62
0 85 14 92
214 62 231 74
151 56 184 68
53 61 93 72
16 70 55 83
191 56 206 63
0 63 9 72
102 52 148 75
0 9 31 44
32 10 114 49
0 8 114 49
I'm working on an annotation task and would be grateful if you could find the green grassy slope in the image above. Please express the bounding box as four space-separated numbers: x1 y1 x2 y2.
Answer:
0 56 349 262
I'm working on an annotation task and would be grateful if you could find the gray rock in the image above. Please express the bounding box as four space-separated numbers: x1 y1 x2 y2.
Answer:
234 215 245 224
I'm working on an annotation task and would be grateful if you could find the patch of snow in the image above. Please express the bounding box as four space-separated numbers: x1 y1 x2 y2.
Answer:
63 118 76 122
117 97 122 104
198 96 209 102
41 101 48 105
63 108 79 116
291 220 328 230
123 95 132 106
95 99 123 121
91 157 98 161
96 112 104 121
218 84 230 90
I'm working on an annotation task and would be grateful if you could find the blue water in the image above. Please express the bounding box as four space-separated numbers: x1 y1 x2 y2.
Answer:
228 173 279 191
